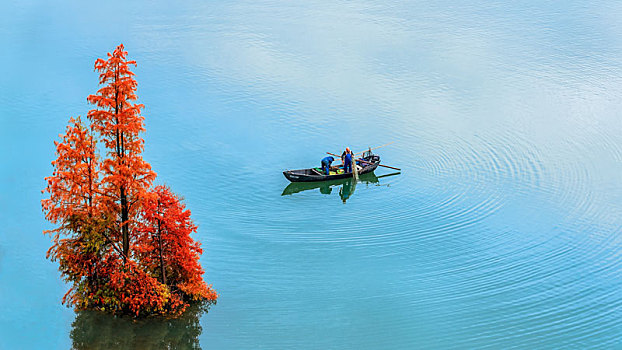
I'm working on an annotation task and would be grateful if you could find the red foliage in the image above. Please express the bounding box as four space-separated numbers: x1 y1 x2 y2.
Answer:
137 185 218 308
42 44 217 317
41 116 112 290
43 116 99 228
75 256 171 317
87 43 156 262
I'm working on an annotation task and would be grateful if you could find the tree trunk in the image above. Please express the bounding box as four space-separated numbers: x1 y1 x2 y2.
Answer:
115 64 130 264
121 186 129 264
157 216 166 285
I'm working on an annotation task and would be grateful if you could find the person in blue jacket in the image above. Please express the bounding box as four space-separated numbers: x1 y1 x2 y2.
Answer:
321 156 335 175
342 147 353 173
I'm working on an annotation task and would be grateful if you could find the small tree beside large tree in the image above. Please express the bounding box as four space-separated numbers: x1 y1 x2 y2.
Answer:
42 44 217 317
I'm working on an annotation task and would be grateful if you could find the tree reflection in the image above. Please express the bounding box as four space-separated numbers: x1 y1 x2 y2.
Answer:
70 302 213 350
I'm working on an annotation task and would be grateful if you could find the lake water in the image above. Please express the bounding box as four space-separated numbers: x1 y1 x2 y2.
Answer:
2 1 622 348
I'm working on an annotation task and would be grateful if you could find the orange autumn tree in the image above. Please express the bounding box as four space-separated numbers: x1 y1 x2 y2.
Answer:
87 44 156 264
42 116 108 306
42 44 217 317
136 185 218 310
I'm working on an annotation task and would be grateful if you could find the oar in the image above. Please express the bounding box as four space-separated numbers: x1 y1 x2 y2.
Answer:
354 141 394 156
326 152 402 171
376 172 401 179
357 158 401 171
332 142 394 163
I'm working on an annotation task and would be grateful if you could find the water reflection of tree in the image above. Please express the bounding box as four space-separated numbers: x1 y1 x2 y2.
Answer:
70 302 213 350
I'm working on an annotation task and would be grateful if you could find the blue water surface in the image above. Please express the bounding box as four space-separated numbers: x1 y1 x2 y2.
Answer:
1 1 622 349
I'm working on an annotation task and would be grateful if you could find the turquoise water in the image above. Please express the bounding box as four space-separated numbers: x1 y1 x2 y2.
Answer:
2 1 622 348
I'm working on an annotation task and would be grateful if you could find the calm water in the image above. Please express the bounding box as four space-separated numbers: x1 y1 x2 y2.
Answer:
2 1 622 348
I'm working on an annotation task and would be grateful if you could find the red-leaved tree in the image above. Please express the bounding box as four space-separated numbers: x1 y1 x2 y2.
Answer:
42 116 114 306
87 44 156 264
43 44 217 317
137 185 217 312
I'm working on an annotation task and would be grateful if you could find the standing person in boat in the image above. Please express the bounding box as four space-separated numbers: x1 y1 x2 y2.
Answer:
342 147 353 173
321 156 335 175
340 147 349 163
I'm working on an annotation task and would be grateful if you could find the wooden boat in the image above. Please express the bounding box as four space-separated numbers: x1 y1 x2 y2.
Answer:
283 154 380 182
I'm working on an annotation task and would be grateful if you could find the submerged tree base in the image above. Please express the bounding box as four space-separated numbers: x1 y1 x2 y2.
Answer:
65 257 217 318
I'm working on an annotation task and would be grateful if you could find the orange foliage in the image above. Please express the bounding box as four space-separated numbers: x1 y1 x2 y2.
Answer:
42 116 99 229
137 185 218 308
42 44 217 317
87 43 156 262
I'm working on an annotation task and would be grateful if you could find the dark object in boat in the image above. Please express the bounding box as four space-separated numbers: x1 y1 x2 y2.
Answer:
283 154 380 182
